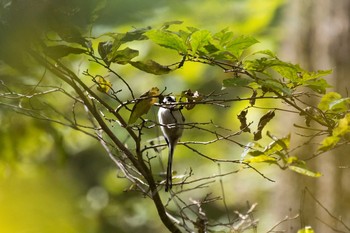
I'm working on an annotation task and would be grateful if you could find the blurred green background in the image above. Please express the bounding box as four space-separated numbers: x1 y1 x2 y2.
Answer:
1 0 349 232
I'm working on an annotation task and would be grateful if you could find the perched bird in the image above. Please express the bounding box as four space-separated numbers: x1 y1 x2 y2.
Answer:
158 96 185 191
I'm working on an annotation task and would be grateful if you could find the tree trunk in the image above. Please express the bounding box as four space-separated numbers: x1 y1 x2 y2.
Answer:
275 0 350 232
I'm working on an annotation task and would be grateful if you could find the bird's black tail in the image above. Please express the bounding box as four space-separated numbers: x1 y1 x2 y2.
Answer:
165 142 175 192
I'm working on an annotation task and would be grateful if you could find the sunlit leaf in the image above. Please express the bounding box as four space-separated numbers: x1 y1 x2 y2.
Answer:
261 78 292 96
302 69 332 80
213 28 234 45
318 136 340 152
329 97 350 111
318 92 343 111
267 132 290 151
253 49 277 58
270 62 301 82
129 60 171 75
253 133 290 161
289 165 322 177
226 35 259 58
45 45 86 59
145 30 187 53
96 75 112 93
128 87 160 124
244 57 281 72
271 62 331 93
297 226 315 233
244 154 277 164
286 156 301 165
304 78 331 94
189 30 212 55
187 26 200 33
332 113 350 137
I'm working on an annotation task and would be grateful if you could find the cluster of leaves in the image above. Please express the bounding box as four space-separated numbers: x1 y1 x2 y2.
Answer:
91 22 342 176
4 15 349 231
242 132 321 178
317 92 350 151
44 21 349 179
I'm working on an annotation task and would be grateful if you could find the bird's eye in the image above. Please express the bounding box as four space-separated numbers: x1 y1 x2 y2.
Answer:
163 96 175 103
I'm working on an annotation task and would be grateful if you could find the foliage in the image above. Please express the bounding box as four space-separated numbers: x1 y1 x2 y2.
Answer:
0 2 349 232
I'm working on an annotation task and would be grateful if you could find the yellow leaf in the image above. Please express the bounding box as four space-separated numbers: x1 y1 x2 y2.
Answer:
96 75 112 93
297 226 315 233
318 136 340 152
286 156 300 164
333 113 350 137
289 166 322 177
244 155 277 164
128 87 159 124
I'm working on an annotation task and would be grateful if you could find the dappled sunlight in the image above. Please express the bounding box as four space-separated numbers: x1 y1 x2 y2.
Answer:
1 0 348 232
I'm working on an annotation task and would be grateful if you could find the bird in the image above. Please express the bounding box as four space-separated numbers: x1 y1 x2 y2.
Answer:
158 96 185 191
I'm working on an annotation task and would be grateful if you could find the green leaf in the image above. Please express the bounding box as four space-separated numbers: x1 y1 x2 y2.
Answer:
244 154 277 164
245 56 330 94
267 132 291 151
213 28 234 45
270 62 301 82
329 97 350 111
45 45 86 59
304 78 331 94
108 47 139 64
318 92 343 111
318 136 340 152
302 69 332 80
253 49 277 58
223 77 253 87
261 79 293 96
289 165 322 177
226 35 259 58
189 30 212 55
145 30 187 53
244 57 282 72
257 134 289 160
129 60 171 75
286 156 301 165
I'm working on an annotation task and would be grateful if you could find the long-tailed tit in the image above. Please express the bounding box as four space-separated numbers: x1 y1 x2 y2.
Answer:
158 96 185 191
